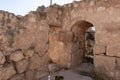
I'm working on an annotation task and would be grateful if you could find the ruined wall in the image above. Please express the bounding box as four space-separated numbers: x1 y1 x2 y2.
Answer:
0 0 120 80
0 11 50 80
48 0 120 79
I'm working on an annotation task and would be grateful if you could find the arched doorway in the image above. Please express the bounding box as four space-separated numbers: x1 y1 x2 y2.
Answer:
71 20 95 67
85 27 95 63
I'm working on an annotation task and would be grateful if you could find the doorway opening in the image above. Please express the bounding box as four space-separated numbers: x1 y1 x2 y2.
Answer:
71 20 95 67
70 20 95 78
85 27 95 64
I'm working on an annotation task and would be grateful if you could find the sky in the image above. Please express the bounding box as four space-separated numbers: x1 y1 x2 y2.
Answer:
0 0 80 15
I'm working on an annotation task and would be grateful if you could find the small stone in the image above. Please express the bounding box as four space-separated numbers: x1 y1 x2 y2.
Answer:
0 64 16 80
73 2 79 8
24 49 34 58
116 58 120 70
0 12 4 21
48 63 60 72
97 7 106 11
25 70 35 80
58 10 62 15
16 59 29 73
10 73 25 80
0 51 6 65
35 71 49 79
29 54 42 69
89 1 95 6
10 51 24 62
29 17 36 22
106 45 120 57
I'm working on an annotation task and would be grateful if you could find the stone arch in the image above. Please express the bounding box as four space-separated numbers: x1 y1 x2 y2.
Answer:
69 17 97 31
70 20 95 67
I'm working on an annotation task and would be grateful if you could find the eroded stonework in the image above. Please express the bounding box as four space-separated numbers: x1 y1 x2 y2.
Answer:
0 0 120 80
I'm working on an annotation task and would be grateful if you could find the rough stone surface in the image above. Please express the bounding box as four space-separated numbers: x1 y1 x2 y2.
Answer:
0 51 6 65
10 73 25 80
116 58 120 70
94 44 106 55
0 64 16 80
49 41 71 67
25 70 35 80
16 59 29 73
57 31 73 42
29 52 49 70
24 49 34 58
0 0 120 79
48 63 60 72
94 55 118 79
10 51 24 62
35 71 49 80
106 45 120 57
94 55 116 71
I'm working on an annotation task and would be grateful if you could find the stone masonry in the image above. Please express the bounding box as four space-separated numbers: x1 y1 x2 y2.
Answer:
0 0 120 80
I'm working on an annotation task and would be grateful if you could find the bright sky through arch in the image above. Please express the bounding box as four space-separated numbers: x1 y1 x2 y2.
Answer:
0 0 80 15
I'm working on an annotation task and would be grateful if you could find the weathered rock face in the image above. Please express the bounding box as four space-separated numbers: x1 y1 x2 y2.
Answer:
0 0 120 80
0 64 16 80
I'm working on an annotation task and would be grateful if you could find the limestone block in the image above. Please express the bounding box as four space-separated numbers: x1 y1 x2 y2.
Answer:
71 43 84 67
116 58 120 70
0 64 16 80
48 63 60 72
16 59 29 73
24 49 34 58
95 31 109 45
25 70 35 80
57 31 73 42
8 13 19 23
97 7 106 11
29 53 49 70
0 12 4 21
10 51 24 62
106 70 120 80
89 1 95 6
10 73 25 80
14 27 49 53
28 17 36 22
94 44 106 54
29 54 42 69
0 51 6 65
94 55 116 71
106 45 120 57
35 71 49 80
49 42 71 67
73 2 79 8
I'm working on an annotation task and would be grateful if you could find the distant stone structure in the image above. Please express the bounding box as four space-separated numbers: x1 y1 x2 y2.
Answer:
0 0 120 80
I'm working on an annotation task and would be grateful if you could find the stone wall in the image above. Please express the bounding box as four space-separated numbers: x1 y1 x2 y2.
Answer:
0 11 50 80
0 0 120 80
